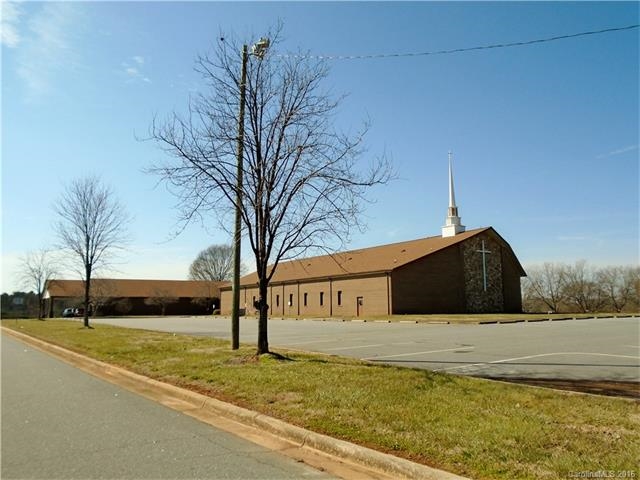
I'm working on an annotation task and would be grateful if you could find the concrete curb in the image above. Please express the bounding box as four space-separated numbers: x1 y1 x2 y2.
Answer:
2 327 467 480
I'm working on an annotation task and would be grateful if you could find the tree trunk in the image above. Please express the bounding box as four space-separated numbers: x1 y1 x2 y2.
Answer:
84 266 91 328
256 278 269 355
37 292 43 320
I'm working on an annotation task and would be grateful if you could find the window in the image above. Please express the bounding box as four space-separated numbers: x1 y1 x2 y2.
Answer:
289 293 293 306
337 290 342 306
276 294 280 307
304 293 308 307
320 292 324 306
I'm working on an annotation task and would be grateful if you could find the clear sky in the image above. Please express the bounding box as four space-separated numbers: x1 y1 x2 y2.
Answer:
2 1 638 294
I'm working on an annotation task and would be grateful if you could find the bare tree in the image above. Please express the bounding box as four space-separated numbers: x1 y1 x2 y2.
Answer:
521 263 567 313
189 244 238 281
18 249 58 319
144 289 178 316
54 177 130 328
90 279 118 316
563 260 606 313
189 276 223 314
597 265 639 313
112 298 133 316
149 27 392 354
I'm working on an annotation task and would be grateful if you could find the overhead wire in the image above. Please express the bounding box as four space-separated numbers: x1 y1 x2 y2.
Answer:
276 24 639 61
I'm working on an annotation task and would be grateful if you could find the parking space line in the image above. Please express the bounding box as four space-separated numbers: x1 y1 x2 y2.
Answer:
439 362 486 372
440 351 640 372
280 339 347 346
325 344 384 351
363 347 473 360
490 352 639 364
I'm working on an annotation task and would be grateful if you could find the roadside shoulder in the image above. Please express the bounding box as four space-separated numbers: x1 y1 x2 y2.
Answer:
1 326 468 480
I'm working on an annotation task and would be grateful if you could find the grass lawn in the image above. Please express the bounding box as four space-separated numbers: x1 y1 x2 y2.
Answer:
4 319 639 480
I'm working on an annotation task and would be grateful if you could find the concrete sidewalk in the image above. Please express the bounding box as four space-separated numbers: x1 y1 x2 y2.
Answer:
2 327 467 480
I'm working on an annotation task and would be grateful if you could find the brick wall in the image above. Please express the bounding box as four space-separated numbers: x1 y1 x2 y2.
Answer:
220 274 390 317
392 247 466 313
330 275 390 317
501 249 524 312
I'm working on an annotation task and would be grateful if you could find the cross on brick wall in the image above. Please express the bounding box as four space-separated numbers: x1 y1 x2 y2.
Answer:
475 240 492 292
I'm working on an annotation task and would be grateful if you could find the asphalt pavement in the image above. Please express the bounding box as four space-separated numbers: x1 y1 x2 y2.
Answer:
92 315 640 382
1 334 335 480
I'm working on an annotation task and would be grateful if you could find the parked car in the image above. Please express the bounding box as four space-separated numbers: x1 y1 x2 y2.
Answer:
62 307 87 318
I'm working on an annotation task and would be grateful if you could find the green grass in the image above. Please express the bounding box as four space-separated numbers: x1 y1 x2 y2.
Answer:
4 320 639 480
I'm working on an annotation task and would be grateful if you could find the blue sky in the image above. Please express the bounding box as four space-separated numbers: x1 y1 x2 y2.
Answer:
2 1 638 294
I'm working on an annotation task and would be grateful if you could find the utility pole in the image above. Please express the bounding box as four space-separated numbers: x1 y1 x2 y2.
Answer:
231 38 269 350
231 44 248 350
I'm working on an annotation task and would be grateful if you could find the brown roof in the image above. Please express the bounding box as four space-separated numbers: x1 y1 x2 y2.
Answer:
45 279 226 299
227 227 524 288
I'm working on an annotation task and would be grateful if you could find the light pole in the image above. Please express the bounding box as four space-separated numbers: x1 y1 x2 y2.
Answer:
231 37 269 350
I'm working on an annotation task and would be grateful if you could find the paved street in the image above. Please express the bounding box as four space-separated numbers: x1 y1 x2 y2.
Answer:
1 335 335 480
93 316 640 382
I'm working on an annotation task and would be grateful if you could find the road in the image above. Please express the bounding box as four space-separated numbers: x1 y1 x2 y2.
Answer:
1 335 335 480
92 316 640 382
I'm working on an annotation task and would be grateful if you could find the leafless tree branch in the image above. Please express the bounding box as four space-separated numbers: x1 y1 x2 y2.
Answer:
188 244 246 282
148 25 393 353
18 249 58 319
53 176 131 327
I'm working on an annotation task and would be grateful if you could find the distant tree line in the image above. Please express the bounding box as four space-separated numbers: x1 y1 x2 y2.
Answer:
1 292 41 318
522 261 639 314
2 293 217 319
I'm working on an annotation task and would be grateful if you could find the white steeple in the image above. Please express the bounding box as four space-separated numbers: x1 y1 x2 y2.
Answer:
442 151 466 238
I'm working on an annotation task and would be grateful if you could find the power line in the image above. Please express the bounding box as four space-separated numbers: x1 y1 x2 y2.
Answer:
277 24 639 61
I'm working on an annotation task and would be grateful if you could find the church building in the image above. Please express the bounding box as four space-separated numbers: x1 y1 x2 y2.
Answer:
220 154 526 316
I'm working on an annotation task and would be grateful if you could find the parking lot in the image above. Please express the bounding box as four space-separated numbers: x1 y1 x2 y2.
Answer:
93 316 639 383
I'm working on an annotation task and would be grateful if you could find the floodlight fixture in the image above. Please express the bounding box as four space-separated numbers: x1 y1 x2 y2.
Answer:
252 38 270 59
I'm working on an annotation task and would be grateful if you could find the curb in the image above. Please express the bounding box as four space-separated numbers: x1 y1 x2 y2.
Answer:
2 327 467 480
